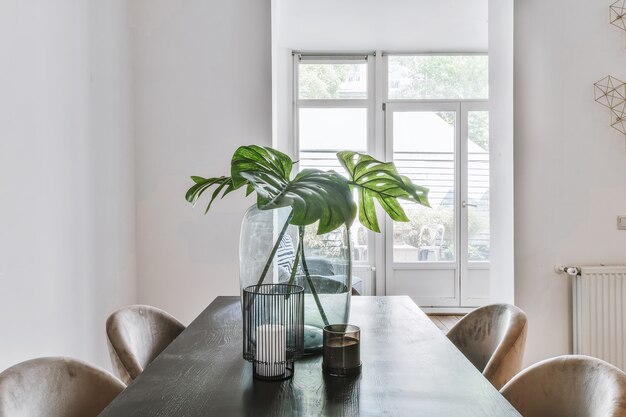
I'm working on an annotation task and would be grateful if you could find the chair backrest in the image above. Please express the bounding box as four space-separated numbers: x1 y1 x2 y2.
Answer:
446 303 528 389
500 355 626 417
0 357 124 417
106 304 185 384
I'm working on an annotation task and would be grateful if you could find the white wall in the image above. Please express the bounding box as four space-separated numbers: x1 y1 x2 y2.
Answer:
131 0 272 324
275 0 488 52
0 0 136 371
515 0 626 365
488 0 515 305
273 0 488 156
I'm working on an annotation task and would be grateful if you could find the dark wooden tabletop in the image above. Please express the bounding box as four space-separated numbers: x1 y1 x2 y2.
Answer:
99 296 521 417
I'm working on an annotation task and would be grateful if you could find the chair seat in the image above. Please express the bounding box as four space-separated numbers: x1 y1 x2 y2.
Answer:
500 355 626 417
0 357 124 417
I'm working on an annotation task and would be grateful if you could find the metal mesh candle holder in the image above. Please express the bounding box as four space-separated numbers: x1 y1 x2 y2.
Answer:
243 284 304 380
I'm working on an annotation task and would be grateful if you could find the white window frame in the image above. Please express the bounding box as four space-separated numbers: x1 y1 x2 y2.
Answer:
292 53 376 161
382 53 489 308
293 53 377 272
292 52 491 306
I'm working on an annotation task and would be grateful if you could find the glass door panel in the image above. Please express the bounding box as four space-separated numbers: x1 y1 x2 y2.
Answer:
467 110 490 262
385 103 460 307
386 103 490 308
392 111 457 263
461 105 490 306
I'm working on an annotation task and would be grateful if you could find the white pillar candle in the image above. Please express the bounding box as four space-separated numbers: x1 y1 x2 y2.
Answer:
255 324 286 377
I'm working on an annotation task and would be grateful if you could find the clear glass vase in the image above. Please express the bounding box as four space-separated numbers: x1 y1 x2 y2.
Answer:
239 205 352 355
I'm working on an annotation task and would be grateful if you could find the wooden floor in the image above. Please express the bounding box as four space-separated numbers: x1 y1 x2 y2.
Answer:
428 315 464 332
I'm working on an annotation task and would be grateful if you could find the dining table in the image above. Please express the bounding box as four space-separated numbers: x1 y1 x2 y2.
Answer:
99 296 522 416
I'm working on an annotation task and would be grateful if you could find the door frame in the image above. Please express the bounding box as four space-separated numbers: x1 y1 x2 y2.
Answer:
383 100 489 308
460 101 490 307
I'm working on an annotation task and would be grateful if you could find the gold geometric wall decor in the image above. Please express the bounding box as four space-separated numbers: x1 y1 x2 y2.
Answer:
597 3 626 146
594 75 626 140
594 75 626 108
610 0 626 34
611 112 626 135
611 100 626 134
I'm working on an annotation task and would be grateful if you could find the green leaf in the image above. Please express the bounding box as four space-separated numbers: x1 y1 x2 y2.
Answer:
185 175 249 213
231 145 293 189
337 151 430 233
358 188 380 232
280 169 357 234
186 146 427 236
205 179 230 214
231 146 356 234
185 176 225 204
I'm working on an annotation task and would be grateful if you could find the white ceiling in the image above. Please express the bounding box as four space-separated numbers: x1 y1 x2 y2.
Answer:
275 0 488 52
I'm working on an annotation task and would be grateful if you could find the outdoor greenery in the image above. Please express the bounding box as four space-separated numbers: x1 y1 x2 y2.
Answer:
394 205 490 262
388 55 488 100
299 63 354 99
298 57 489 150
468 111 489 151
298 56 488 102
303 225 345 258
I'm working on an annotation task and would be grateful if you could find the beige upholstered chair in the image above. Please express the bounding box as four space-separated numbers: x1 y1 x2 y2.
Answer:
501 355 626 417
446 303 528 390
0 357 124 417
106 304 185 384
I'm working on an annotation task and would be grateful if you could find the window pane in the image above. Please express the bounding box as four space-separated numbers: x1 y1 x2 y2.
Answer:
298 107 368 261
299 108 367 157
388 55 488 100
467 111 489 261
299 63 367 99
392 111 456 262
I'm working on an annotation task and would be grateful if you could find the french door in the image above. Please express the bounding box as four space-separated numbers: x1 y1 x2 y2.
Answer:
384 101 490 308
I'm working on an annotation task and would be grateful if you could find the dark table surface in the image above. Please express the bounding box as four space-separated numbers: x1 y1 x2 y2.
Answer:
99 296 521 416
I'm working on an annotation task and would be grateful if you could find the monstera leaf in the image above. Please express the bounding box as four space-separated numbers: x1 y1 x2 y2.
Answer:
187 145 357 235
232 146 356 234
186 145 429 235
337 151 430 233
185 176 252 214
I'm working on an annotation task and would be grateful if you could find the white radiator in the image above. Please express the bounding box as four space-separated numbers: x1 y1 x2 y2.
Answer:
352 264 376 296
571 265 626 370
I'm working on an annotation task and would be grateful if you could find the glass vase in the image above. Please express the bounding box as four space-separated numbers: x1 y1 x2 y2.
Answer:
239 205 352 355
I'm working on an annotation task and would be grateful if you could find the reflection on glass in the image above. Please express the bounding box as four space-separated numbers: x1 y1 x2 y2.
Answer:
388 55 488 100
299 63 367 99
392 111 456 262
301 203 369 263
467 111 490 261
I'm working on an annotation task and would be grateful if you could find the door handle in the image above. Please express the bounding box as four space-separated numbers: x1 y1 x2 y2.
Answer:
462 201 477 208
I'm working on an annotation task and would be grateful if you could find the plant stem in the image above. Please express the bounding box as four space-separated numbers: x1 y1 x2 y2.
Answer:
255 210 294 287
284 234 301 300
346 227 352 291
286 236 301 287
299 226 330 327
